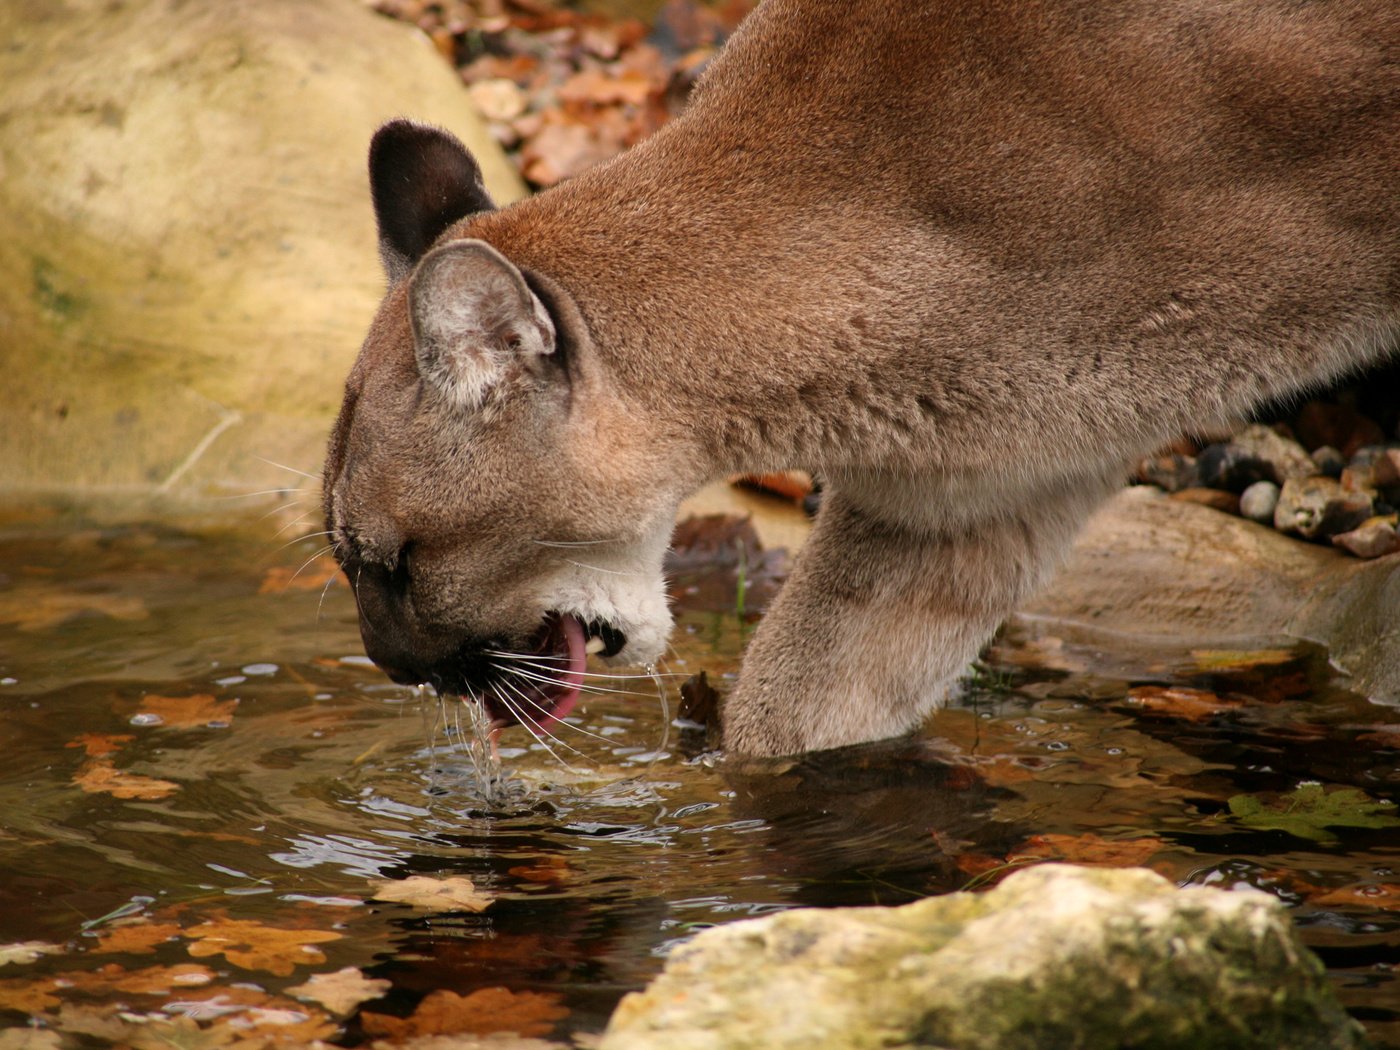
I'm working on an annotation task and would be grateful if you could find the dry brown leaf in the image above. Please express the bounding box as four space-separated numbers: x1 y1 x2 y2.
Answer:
361 987 567 1040
1007 832 1168 868
84 961 215 995
135 693 239 729
185 918 342 977
91 920 182 954
72 758 179 800
286 966 391 1016
1126 685 1245 722
368 875 493 913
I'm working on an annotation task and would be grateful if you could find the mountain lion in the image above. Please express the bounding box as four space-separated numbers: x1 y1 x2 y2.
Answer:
323 0 1399 756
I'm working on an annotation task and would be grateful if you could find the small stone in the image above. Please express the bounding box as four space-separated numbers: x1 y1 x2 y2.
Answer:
1239 481 1281 524
1331 518 1400 559
1135 453 1199 493
1274 477 1374 541
1195 443 1274 493
1310 445 1346 478
1170 487 1240 514
1230 424 1316 482
1372 448 1400 489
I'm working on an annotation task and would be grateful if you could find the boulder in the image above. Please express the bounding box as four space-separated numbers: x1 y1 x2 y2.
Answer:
1022 486 1400 707
0 0 524 498
601 864 1364 1050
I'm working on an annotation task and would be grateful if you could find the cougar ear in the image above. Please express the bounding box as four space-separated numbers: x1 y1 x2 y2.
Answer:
369 120 496 285
408 240 556 408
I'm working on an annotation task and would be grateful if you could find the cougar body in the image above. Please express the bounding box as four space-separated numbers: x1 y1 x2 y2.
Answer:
325 0 1400 755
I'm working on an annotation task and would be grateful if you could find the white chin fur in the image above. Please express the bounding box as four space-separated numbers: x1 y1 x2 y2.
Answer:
542 522 674 666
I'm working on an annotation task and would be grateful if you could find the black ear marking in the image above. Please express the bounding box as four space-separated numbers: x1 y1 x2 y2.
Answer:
368 119 496 285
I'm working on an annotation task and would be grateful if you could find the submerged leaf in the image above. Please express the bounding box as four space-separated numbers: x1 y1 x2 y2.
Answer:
184 918 341 977
360 986 567 1040
1226 783 1400 843
1007 833 1168 868
72 759 179 800
134 693 238 729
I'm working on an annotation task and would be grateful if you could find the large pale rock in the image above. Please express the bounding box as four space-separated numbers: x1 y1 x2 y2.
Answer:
601 864 1363 1050
0 0 524 497
1023 486 1400 705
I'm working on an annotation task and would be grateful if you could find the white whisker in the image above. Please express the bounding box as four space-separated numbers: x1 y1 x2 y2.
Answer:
256 457 320 482
493 662 662 702
533 538 624 548
563 559 642 577
493 684 583 771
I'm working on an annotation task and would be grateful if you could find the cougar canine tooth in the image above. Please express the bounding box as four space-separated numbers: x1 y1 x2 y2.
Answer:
585 636 606 655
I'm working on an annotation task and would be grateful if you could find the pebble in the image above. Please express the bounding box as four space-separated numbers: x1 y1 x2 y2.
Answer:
1331 518 1400 559
1273 477 1374 541
1295 401 1386 459
1310 445 1346 478
1196 425 1312 492
1135 453 1198 493
1239 481 1281 524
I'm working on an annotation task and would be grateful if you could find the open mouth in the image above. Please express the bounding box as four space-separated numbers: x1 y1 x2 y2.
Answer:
473 613 626 733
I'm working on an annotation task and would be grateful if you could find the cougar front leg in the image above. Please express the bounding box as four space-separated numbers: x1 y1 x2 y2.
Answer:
722 475 1114 756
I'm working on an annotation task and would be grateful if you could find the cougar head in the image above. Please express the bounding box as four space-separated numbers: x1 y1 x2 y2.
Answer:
322 121 676 731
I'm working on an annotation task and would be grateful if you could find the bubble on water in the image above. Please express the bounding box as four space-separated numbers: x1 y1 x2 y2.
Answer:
129 712 163 727
241 663 278 676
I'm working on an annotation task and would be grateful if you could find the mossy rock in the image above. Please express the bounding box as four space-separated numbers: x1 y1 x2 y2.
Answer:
601 864 1366 1050
0 0 523 498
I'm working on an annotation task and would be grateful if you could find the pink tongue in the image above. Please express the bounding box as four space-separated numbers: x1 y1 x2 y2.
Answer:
540 613 586 727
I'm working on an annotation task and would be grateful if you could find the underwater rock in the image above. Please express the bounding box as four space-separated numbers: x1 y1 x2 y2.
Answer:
600 864 1364 1050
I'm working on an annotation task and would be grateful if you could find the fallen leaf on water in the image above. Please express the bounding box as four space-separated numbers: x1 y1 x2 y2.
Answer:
1305 883 1400 912
0 976 61 1012
368 876 493 913
0 942 63 966
135 693 239 729
1190 648 1296 671
90 920 182 955
184 918 342 977
72 758 179 800
66 733 132 758
286 966 391 1016
1007 832 1168 868
360 987 567 1040
1226 783 1400 843
1125 685 1244 722
83 961 215 995
161 986 339 1042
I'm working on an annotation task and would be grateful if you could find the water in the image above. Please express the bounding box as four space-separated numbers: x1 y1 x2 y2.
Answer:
0 504 1395 1045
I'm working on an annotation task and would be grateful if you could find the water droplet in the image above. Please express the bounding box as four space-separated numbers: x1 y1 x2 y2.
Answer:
241 663 278 676
129 712 163 727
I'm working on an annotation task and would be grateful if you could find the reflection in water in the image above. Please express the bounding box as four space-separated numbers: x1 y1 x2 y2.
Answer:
0 509 1394 1045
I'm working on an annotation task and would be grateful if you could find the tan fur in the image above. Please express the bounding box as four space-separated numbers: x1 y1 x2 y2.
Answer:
324 0 1400 756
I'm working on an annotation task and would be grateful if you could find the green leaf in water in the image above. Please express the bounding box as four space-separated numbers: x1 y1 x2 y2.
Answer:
1226 783 1400 843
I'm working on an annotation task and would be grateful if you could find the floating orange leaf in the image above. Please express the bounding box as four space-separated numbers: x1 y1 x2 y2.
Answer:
368 875 492 913
361 986 568 1040
72 758 179 800
0 977 62 1012
90 921 182 955
1126 685 1244 722
1007 832 1168 868
134 693 238 729
184 918 341 977
66 733 132 758
508 856 572 886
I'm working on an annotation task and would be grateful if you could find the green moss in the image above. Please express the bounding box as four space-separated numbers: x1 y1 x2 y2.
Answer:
32 256 88 325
